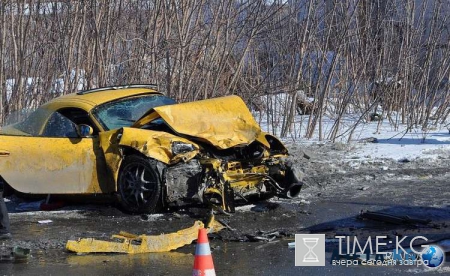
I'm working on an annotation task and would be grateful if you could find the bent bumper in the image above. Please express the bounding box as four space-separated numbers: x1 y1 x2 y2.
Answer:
163 158 303 211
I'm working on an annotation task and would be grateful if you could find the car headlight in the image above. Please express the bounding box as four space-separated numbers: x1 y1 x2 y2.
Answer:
172 141 196 155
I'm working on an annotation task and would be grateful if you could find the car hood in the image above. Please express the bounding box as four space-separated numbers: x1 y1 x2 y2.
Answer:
132 95 261 149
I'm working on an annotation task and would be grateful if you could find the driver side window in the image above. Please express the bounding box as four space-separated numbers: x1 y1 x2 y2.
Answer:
42 112 79 138
41 108 97 138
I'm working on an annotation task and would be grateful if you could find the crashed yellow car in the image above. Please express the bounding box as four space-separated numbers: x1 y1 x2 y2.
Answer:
0 85 302 213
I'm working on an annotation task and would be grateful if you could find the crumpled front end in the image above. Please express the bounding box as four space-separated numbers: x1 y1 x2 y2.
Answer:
162 136 303 212
121 95 303 212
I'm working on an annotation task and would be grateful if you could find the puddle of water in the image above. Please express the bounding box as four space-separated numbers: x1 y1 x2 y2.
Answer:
1 240 448 275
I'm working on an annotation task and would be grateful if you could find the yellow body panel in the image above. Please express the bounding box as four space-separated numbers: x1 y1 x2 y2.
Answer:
98 127 201 188
134 95 261 149
0 136 112 194
66 219 224 254
118 128 199 165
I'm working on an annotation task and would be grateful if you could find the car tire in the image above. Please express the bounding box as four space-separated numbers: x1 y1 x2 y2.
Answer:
117 155 162 214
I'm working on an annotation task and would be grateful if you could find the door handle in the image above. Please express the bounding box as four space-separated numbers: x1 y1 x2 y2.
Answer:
0 150 10 157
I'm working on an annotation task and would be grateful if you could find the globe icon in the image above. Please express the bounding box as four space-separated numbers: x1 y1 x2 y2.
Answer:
421 245 445 268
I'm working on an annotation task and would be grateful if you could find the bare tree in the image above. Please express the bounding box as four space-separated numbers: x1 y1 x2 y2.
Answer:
1 0 450 143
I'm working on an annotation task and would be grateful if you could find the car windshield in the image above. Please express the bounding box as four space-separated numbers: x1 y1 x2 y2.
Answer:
93 94 176 130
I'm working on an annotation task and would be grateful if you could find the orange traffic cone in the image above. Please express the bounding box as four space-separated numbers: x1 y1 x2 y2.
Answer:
193 228 216 276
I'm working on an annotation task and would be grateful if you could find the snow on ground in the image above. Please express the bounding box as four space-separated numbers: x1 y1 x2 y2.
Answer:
254 108 450 161
349 123 450 161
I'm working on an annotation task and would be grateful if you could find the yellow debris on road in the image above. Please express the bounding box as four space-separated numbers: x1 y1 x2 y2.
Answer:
66 219 224 254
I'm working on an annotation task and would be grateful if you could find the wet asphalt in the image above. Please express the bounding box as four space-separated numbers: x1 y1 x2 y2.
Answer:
1 166 449 275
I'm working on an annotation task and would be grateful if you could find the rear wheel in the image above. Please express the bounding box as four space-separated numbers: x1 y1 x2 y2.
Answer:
117 155 161 213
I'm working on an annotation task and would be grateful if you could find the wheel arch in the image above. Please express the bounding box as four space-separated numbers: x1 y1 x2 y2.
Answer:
116 153 165 213
114 146 166 190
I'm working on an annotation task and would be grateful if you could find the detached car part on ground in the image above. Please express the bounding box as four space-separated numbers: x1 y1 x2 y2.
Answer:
0 85 303 213
66 216 225 254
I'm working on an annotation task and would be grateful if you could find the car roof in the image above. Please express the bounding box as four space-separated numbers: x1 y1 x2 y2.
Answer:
42 85 162 111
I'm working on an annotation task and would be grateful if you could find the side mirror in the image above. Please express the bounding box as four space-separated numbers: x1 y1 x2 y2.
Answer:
77 124 94 137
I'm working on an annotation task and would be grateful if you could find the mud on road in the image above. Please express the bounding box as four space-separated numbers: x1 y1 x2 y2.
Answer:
1 142 450 275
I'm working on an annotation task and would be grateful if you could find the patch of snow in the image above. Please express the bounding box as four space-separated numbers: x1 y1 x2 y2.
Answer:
254 104 450 161
350 125 450 161
9 210 86 219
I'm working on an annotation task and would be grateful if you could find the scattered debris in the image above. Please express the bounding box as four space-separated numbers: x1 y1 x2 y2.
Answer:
217 219 236 232
0 246 30 263
246 230 282 242
139 214 164 221
358 210 431 226
12 246 31 262
246 235 276 242
66 217 224 254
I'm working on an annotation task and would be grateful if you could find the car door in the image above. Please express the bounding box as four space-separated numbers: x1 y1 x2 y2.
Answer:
0 109 113 194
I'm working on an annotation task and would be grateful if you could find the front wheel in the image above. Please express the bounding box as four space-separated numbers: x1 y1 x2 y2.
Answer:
117 155 162 213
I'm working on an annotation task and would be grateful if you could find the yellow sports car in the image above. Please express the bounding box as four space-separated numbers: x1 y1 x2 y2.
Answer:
0 85 302 213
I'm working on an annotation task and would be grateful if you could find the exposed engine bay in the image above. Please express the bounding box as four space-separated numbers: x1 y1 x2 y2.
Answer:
160 137 303 213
